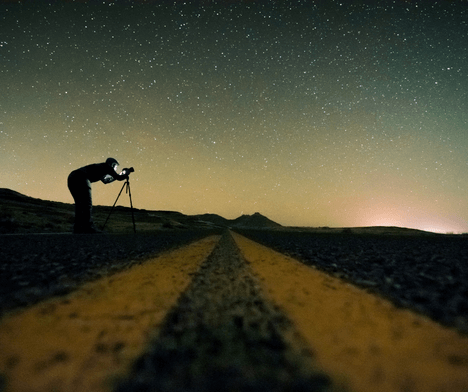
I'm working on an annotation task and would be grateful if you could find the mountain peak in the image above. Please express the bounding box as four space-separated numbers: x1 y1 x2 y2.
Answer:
231 212 282 228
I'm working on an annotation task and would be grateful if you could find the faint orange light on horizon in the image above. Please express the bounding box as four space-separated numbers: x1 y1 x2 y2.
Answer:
363 215 465 234
357 204 466 234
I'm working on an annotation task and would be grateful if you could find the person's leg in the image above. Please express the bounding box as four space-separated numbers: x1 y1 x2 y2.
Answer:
68 172 93 233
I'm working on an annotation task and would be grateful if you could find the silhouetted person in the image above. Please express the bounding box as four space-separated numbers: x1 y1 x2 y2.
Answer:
68 157 131 234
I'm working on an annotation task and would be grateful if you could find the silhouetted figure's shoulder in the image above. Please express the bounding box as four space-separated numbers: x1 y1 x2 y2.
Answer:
76 162 126 183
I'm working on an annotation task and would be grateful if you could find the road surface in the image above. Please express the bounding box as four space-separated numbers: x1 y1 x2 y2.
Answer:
0 231 467 392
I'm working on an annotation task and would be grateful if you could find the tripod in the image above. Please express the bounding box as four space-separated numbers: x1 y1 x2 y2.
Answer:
102 178 136 233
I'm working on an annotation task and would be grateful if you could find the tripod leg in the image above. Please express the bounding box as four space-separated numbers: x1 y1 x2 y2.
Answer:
102 180 127 231
126 181 136 233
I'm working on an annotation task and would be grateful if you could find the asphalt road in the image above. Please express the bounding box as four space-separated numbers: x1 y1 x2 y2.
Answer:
1 230 468 392
0 229 219 316
235 229 468 332
117 233 331 392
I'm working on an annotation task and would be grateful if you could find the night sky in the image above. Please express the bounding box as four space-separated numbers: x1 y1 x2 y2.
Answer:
1 1 467 233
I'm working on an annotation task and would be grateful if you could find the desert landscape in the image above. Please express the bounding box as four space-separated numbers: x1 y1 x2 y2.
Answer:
1 187 467 332
1 188 468 391
0 188 282 234
0 188 449 236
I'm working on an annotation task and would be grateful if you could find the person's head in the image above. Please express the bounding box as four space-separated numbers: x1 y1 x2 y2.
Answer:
106 157 119 171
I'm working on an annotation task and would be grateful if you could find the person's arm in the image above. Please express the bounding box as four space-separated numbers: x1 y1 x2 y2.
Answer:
101 166 128 184
101 174 116 184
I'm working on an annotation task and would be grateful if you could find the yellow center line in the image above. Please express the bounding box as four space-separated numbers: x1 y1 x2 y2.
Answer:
232 232 468 392
0 235 220 392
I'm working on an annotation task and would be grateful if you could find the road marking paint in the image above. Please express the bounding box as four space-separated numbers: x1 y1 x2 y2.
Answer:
0 235 220 392
232 232 468 392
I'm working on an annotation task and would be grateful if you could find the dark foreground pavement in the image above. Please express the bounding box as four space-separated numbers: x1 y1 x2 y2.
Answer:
0 231 333 392
1 230 468 391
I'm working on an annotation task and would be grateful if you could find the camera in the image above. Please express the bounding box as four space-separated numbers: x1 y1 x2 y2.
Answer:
123 167 135 175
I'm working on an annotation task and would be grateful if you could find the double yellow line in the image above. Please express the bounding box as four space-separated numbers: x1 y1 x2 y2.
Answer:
1 233 468 392
0 236 219 392
232 233 468 392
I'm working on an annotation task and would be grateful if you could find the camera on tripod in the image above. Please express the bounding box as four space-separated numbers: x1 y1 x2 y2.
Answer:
102 167 136 232
122 167 135 176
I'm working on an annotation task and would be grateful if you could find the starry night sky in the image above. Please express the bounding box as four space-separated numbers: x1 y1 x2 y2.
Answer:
1 1 467 233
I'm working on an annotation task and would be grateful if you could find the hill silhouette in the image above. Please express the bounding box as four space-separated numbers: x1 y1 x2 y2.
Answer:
230 212 282 228
0 188 443 236
0 188 281 233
